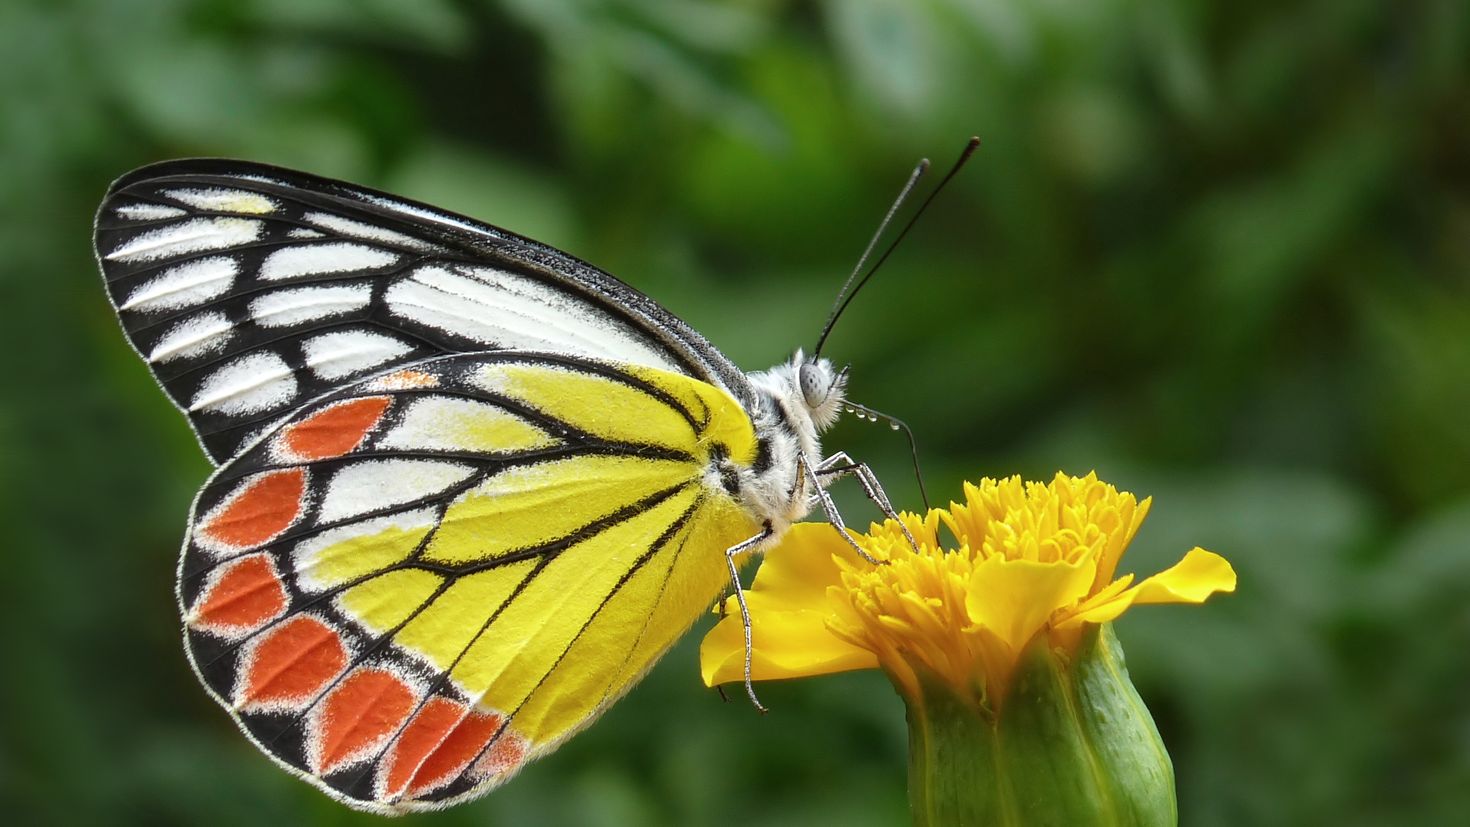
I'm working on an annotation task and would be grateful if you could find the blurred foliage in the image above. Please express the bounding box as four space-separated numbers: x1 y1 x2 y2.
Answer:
2 0 1468 825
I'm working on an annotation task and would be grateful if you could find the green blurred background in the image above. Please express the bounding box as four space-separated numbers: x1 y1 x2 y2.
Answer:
3 1 1468 824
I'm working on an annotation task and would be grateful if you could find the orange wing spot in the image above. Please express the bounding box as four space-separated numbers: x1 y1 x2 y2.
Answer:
472 729 528 781
382 697 504 800
238 615 347 710
281 396 391 460
199 468 306 550
368 369 439 391
316 668 416 775
192 554 286 634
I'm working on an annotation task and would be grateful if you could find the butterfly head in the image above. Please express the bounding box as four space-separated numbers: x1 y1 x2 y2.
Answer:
794 351 848 431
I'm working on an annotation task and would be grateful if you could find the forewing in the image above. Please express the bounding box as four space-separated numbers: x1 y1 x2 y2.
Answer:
176 352 762 812
95 159 753 463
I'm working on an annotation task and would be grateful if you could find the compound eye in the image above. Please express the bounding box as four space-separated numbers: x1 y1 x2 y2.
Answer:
799 362 827 409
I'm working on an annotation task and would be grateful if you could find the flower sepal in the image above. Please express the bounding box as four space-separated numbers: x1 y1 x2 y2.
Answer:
906 623 1175 827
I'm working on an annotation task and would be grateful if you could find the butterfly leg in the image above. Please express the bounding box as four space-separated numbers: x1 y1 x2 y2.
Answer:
812 451 921 554
725 524 775 714
797 453 887 565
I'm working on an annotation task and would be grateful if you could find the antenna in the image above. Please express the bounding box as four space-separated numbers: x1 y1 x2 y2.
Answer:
844 401 931 510
813 136 981 357
814 160 929 357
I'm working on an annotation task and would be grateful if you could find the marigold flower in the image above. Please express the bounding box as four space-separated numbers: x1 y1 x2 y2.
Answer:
703 472 1233 702
701 472 1235 825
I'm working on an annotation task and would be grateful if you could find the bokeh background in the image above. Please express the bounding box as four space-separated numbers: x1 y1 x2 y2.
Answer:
3 1 1468 825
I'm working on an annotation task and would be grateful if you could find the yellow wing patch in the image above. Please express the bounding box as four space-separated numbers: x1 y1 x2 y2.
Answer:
393 561 537 671
449 486 703 700
339 569 444 634
625 364 759 465
422 455 694 565
477 362 696 452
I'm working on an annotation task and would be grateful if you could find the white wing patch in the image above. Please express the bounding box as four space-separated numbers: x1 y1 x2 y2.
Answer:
190 351 298 415
106 217 263 263
259 242 400 281
115 203 187 220
301 330 415 381
386 265 681 372
302 211 438 252
249 284 372 328
161 188 278 215
122 256 239 312
317 459 476 523
149 311 235 363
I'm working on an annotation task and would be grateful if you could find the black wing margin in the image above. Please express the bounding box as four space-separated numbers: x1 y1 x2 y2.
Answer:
94 159 752 464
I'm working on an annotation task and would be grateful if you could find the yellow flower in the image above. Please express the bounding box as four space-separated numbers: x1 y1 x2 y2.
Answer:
704 472 1234 825
701 472 1235 707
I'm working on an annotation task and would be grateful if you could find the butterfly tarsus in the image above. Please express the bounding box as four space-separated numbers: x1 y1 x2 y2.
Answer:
724 524 775 714
713 584 733 705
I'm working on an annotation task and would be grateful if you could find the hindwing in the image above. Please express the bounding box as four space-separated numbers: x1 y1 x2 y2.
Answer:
177 352 762 812
94 160 753 463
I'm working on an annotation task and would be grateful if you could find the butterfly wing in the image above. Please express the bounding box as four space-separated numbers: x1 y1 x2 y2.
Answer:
94 159 753 463
179 352 762 812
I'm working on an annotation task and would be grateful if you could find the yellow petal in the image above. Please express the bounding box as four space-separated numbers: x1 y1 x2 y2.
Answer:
965 555 1097 656
1093 495 1150 589
1132 547 1236 604
699 522 877 687
742 523 866 609
700 607 878 686
1057 548 1236 628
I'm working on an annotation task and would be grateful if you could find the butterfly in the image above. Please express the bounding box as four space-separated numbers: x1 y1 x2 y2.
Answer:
92 158 925 813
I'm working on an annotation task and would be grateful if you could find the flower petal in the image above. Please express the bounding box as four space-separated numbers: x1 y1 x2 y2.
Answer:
965 555 1097 656
1132 547 1236 604
1057 548 1236 628
699 523 877 687
744 523 868 609
700 607 879 686
1092 495 1150 590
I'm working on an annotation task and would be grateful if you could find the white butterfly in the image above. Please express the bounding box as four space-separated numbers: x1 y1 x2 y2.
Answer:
93 155 952 811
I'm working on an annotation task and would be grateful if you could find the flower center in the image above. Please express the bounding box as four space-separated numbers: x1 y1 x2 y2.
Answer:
824 473 1150 705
